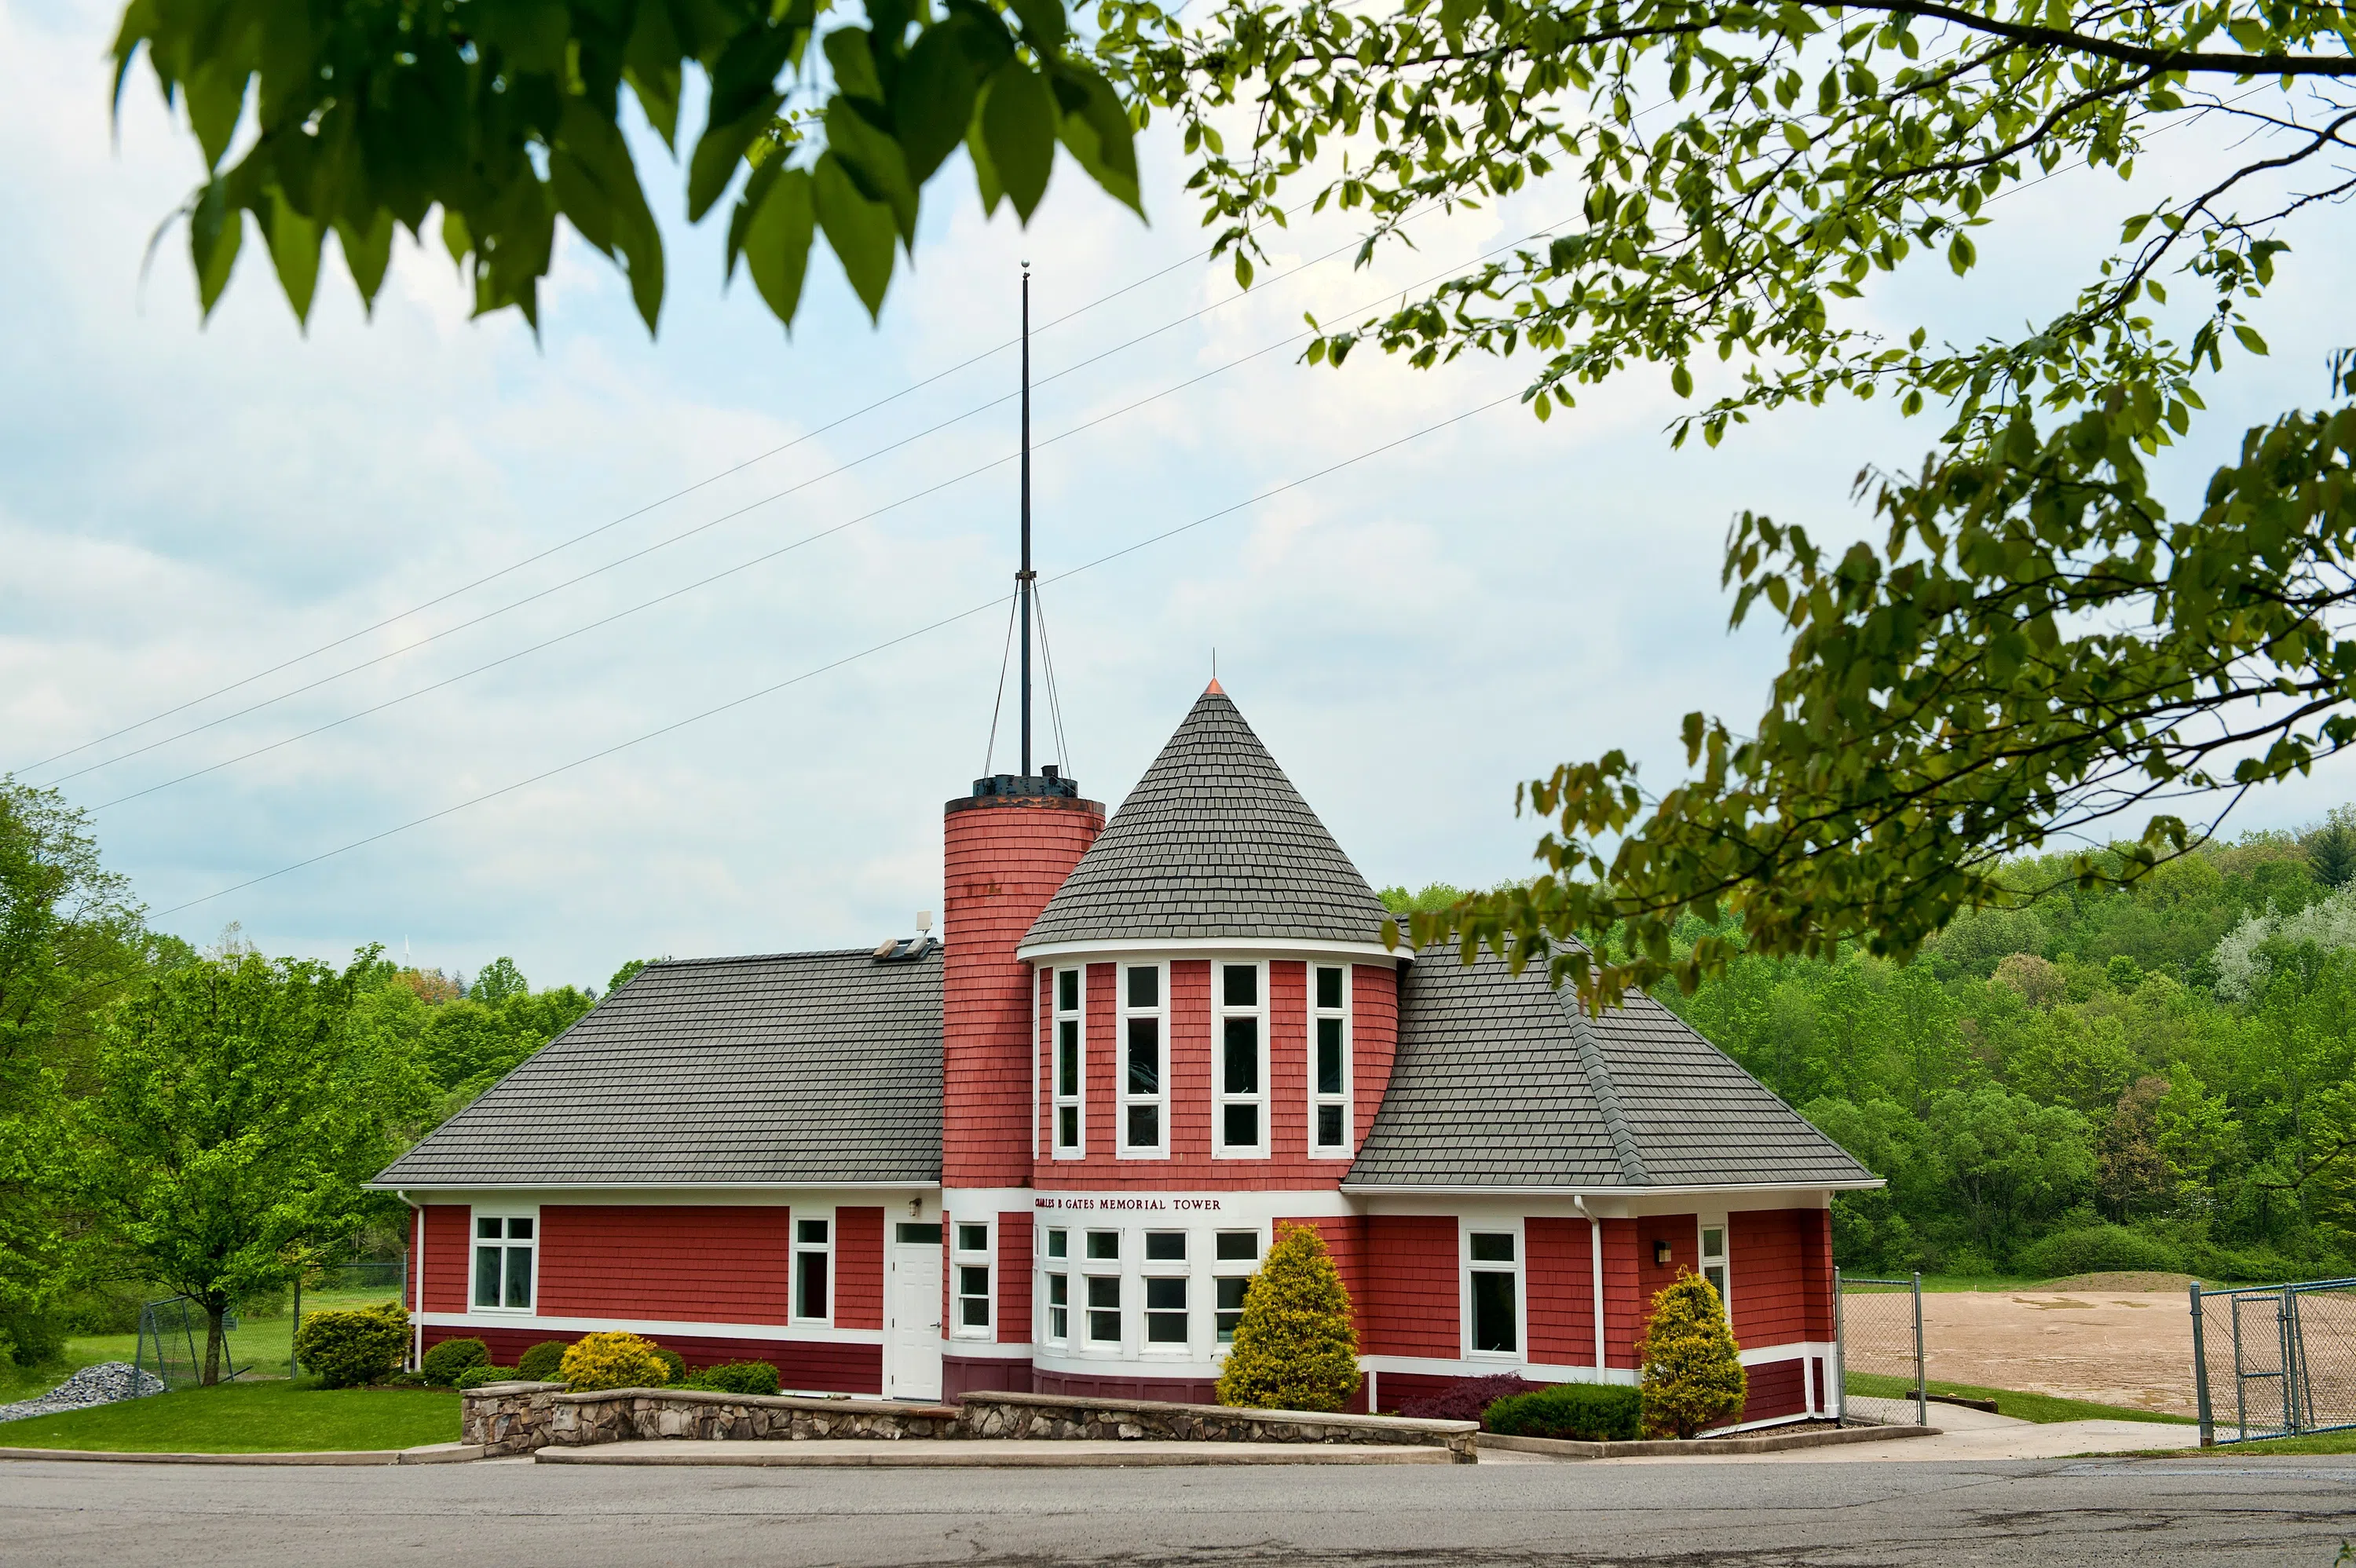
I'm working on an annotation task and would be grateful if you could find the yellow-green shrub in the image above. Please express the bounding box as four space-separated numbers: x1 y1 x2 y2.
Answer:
1637 1271 1747 1438
294 1302 408 1389
558 1331 672 1391
1214 1222 1361 1413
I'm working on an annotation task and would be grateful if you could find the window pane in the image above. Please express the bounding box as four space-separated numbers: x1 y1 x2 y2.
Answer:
1089 1310 1121 1343
957 1223 989 1254
1049 1274 1068 1305
474 1246 500 1308
1144 1232 1185 1262
1703 1264 1727 1303
1215 1231 1259 1262
1472 1271 1518 1353
960 1296 991 1328
1087 1277 1121 1309
1223 1103 1259 1147
1126 966 1158 1009
1469 1233 1516 1263
797 1219 830 1245
959 1265 991 1299
896 1223 942 1245
1087 1277 1120 1343
1086 1230 1119 1259
1317 1104 1344 1147
505 1247 532 1308
1046 1229 1067 1259
1126 1104 1159 1147
1058 1106 1079 1148
1059 969 1079 1012
477 1217 501 1240
1223 1018 1259 1093
1702 1226 1725 1259
1126 1018 1159 1094
797 1251 829 1319
1316 1019 1344 1094
1315 966 1344 1011
507 1216 533 1241
1145 1277 1187 1310
1057 1020 1080 1095
1216 1277 1248 1342
1050 1306 1069 1338
1222 964 1257 1007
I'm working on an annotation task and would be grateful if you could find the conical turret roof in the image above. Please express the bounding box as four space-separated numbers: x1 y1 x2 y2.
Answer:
1020 687 1390 950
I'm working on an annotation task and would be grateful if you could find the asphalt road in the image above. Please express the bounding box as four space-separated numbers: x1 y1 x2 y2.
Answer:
6 1454 2355 1566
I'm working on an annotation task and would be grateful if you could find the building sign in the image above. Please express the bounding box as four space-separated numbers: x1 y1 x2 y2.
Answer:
1033 1195 1226 1212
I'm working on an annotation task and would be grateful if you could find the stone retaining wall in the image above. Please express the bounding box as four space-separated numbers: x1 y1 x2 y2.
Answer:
548 1390 962 1448
460 1381 567 1457
960 1391 1478 1460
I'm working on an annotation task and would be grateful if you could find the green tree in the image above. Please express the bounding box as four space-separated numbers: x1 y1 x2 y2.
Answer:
71 950 426 1383
2310 826 2356 893
1637 1271 1746 1439
1214 1222 1361 1413
470 956 529 1007
606 958 660 996
1915 1087 2095 1259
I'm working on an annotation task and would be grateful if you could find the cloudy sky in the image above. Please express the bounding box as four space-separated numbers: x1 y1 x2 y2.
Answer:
5 2 2354 993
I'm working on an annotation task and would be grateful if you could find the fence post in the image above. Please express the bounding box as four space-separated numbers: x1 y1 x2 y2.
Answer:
2282 1282 2303 1435
1912 1271 1926 1429
290 1273 302 1380
1832 1266 1846 1427
2189 1280 2213 1447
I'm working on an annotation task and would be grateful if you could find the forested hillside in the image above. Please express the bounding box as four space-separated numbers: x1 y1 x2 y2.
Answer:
1388 822 2356 1283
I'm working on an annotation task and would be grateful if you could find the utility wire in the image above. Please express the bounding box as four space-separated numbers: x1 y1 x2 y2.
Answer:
152 390 1518 919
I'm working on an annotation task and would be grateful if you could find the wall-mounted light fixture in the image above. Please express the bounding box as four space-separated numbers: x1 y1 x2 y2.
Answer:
1653 1240 1673 1266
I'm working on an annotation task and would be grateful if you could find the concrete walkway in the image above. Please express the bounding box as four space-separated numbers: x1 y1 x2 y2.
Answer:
1575 1397 2206 1464
536 1439 1465 1467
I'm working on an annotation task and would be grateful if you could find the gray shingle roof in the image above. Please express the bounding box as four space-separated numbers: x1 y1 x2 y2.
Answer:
371 949 942 1189
1022 688 1390 949
1346 945 1877 1190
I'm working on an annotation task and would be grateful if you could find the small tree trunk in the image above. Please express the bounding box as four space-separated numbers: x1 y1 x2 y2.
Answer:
203 1300 226 1387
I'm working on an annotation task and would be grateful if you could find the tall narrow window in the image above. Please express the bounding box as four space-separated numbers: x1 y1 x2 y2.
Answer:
1466 1230 1520 1354
1213 1230 1260 1345
1042 1227 1069 1342
1054 968 1083 1155
794 1216 832 1321
472 1214 535 1310
1699 1221 1731 1314
1311 964 1352 1154
1143 1231 1188 1347
1119 964 1165 1155
1215 962 1265 1155
953 1222 992 1335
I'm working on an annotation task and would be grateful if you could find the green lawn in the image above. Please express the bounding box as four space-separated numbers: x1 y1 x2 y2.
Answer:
0 1289 406 1405
0 1378 459 1453
1844 1369 2195 1425
2185 1428 2356 1456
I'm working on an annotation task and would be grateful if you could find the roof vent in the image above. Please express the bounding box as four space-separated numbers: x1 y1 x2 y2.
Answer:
872 934 941 963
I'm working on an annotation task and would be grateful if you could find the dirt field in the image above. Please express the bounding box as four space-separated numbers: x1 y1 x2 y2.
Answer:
1852 1278 2201 1413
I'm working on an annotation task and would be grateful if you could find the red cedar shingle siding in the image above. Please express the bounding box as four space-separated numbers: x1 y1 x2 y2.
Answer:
1088 960 1118 1160
1730 1208 1822 1347
1740 1357 1808 1424
537 1205 793 1325
998 1213 1033 1344
1269 961 1307 1162
835 1207 884 1332
1525 1217 1595 1366
1362 1215 1458 1358
422 1204 470 1313
1169 959 1212 1157
1350 963 1399 1157
1277 1215 1366 1317
1600 1219 1644 1369
943 795 1103 1188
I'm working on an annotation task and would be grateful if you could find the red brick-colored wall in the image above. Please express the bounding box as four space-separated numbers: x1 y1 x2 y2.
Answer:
998 1213 1033 1344
1727 1207 1833 1347
1088 961 1118 1159
420 1323 879 1393
1599 1219 1644 1369
1351 963 1398 1149
1738 1357 1808 1424
1526 1217 1595 1366
536 1205 793 1325
943 792 1103 1188
1278 1214 1367 1313
835 1207 884 1332
1169 959 1211 1156
1361 1215 1458 1358
422 1204 470 1313
1269 961 1307 1160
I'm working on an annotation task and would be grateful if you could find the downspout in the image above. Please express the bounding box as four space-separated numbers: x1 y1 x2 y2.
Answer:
400 1191 422 1372
1574 1195 1606 1374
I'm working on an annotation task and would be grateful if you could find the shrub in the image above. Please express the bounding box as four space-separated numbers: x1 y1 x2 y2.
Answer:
1485 1383 1645 1442
1215 1222 1361 1413
683 1361 782 1396
455 1363 518 1391
0 1307 67 1368
419 1336 490 1387
294 1301 408 1389
1394 1373 1543 1424
1638 1271 1747 1439
649 1344 687 1385
558 1331 671 1391
517 1340 571 1382
2018 1224 2185 1278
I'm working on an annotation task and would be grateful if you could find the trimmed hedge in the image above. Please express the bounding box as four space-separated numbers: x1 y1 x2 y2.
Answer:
1395 1373 1544 1425
293 1302 408 1389
518 1340 570 1382
455 1362 519 1391
1484 1383 1645 1442
683 1361 782 1396
420 1336 489 1387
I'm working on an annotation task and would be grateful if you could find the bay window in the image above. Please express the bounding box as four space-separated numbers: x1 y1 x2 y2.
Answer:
1143 1231 1188 1347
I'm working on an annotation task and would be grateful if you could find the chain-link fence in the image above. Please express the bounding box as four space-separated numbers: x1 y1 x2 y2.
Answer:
133 1296 244 1391
290 1261 407 1377
2192 1277 2356 1444
1835 1270 1926 1427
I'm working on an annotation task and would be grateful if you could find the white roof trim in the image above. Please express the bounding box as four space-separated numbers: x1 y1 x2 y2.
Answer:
1016 936 1410 963
1338 1179 1886 1196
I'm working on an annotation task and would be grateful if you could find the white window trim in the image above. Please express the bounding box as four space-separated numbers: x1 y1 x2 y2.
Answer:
1213 959 1270 1159
1461 1217 1527 1361
1117 962 1169 1159
1139 1231 1192 1358
951 1218 994 1340
1210 1227 1265 1355
1037 1223 1071 1345
1698 1214 1732 1320
1052 967 1087 1159
1308 963 1353 1158
470 1207 540 1313
1078 1227 1125 1354
792 1209 834 1327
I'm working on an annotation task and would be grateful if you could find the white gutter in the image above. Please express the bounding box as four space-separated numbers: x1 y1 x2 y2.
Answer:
398 1190 422 1372
1574 1193 1606 1373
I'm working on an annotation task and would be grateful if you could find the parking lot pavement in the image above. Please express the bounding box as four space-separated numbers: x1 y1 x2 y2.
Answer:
5 1452 2355 1566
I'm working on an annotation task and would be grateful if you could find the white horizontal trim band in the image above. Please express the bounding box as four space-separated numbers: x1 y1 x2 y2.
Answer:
376 1182 937 1195
1340 1181 1882 1196
414 1311 884 1346
1015 938 1410 963
938 1342 1036 1360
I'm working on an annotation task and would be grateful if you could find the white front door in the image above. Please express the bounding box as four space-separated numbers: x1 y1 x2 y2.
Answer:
886 1227 943 1400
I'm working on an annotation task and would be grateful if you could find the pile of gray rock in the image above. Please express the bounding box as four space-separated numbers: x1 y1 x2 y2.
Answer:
0 1361 165 1424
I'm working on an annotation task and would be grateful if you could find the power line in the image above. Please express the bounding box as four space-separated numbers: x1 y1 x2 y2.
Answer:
149 389 1519 918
